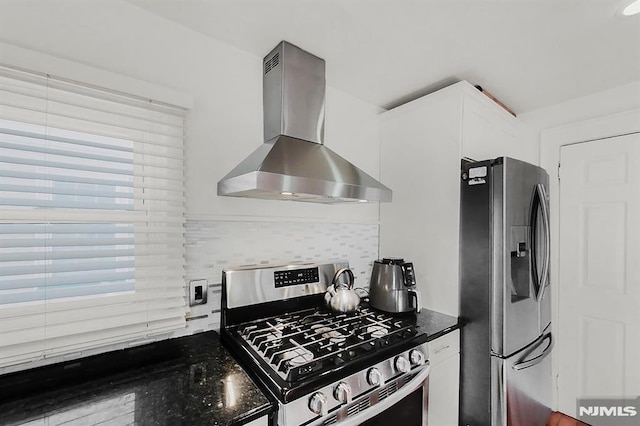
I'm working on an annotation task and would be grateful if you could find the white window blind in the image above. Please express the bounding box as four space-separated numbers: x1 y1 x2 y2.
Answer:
0 66 187 369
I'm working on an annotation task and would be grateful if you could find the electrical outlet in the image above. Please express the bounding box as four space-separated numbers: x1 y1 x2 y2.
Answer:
189 279 208 306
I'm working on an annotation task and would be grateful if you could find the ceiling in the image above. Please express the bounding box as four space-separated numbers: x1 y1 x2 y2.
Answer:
128 0 640 114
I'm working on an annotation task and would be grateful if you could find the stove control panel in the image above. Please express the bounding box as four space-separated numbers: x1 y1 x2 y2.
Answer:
223 262 347 308
274 267 319 288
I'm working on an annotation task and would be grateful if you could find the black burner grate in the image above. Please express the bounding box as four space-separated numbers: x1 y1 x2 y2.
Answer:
234 307 418 382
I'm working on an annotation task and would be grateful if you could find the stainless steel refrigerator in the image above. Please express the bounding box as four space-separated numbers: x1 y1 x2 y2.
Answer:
459 157 553 426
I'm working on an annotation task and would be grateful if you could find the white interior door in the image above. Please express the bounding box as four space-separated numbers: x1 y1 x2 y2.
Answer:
557 133 640 415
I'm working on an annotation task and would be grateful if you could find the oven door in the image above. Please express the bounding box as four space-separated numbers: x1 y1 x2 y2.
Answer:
328 363 430 426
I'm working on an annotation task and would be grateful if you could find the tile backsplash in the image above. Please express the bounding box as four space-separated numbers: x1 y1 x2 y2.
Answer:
180 220 379 334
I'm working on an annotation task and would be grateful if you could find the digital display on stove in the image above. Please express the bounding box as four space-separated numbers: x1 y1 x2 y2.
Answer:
274 267 319 288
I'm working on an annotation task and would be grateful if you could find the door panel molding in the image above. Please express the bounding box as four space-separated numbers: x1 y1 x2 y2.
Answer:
581 202 627 292
579 315 625 397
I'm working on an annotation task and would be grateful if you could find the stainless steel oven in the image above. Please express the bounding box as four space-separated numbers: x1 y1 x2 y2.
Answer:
220 261 431 426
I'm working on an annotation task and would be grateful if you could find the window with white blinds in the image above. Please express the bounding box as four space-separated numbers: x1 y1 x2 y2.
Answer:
0 66 187 369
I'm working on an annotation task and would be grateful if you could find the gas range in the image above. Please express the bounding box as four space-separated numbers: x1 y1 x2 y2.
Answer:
220 262 430 426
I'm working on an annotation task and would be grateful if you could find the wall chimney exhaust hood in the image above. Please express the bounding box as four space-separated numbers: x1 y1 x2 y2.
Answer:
217 41 392 203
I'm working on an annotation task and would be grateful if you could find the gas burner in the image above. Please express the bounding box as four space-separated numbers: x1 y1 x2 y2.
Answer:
366 325 389 338
300 313 330 324
311 324 350 343
282 346 314 367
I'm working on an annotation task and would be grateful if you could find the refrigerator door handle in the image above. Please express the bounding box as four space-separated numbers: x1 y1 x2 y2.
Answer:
530 183 551 301
537 183 551 302
513 332 553 371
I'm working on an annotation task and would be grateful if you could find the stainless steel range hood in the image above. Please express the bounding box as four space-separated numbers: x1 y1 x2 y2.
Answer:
217 41 392 203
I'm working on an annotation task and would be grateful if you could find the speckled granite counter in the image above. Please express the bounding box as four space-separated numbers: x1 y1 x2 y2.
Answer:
416 308 461 341
0 310 458 426
0 332 273 426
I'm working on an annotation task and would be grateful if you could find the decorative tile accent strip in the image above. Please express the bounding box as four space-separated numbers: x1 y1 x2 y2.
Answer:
183 220 379 332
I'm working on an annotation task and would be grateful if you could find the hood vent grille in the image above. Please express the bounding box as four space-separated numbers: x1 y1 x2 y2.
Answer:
264 52 279 75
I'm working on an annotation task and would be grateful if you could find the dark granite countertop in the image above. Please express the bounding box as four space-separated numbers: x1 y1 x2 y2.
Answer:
0 309 459 426
416 308 461 342
0 332 273 426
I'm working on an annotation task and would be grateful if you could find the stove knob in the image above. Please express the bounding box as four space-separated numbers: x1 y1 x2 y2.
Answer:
395 355 410 373
409 349 426 366
334 381 352 404
367 368 383 386
309 392 328 416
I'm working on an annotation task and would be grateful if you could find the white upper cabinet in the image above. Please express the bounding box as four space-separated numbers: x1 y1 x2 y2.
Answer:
462 94 519 161
379 81 528 315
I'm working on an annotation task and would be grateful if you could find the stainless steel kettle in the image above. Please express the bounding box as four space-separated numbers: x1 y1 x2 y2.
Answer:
324 268 360 314
369 258 421 313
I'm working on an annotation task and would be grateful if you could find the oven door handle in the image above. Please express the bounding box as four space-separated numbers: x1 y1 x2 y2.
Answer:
337 363 431 426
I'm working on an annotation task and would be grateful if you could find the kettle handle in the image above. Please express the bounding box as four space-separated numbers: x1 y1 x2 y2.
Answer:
408 288 421 313
332 268 355 290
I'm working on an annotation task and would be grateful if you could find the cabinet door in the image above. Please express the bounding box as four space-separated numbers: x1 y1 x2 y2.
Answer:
428 352 460 426
429 329 460 366
379 92 463 316
461 95 519 161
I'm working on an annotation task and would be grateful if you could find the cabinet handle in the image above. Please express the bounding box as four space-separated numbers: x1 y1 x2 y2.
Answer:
435 344 451 354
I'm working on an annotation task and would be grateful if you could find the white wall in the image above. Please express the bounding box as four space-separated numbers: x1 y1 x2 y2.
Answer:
519 81 640 152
